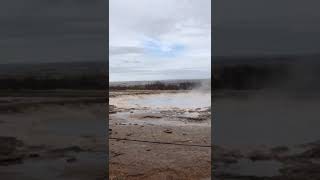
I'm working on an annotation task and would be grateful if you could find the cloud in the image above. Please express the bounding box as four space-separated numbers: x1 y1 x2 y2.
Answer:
110 0 211 81
143 38 185 58
110 46 144 56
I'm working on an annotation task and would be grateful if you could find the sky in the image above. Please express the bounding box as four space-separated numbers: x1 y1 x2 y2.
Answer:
109 0 211 82
3 0 319 77
0 0 106 64
214 0 320 57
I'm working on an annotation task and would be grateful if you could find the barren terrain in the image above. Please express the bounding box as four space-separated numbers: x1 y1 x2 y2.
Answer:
109 90 211 180
0 90 107 180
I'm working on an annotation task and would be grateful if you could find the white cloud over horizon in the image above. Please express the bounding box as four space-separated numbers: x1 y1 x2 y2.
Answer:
110 0 211 82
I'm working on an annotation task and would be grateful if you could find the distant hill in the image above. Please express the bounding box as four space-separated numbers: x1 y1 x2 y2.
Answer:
213 54 320 91
109 79 210 86
0 61 107 90
109 79 211 91
213 54 320 65
0 61 107 79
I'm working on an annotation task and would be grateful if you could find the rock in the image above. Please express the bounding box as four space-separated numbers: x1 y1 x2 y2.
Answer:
109 105 117 114
271 146 290 154
298 146 320 159
0 136 24 155
0 154 24 165
163 129 173 134
50 146 84 154
213 146 243 164
279 162 320 179
142 115 162 119
111 151 124 157
248 150 272 161
29 153 40 158
66 157 77 163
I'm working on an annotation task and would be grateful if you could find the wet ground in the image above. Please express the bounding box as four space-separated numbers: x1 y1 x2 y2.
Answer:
109 90 211 180
213 90 320 180
0 91 107 179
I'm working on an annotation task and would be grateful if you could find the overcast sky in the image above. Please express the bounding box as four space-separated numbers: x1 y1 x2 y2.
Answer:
214 0 320 57
110 0 211 82
0 0 106 64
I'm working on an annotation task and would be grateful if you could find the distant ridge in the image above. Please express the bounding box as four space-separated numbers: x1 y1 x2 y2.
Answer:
0 61 106 78
109 79 210 86
214 53 320 65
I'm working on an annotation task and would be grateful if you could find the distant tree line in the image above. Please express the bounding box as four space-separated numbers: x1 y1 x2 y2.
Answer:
0 74 107 90
109 81 201 90
213 63 290 90
4 62 314 91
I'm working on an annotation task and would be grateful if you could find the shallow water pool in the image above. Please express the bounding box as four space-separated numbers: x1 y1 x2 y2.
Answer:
126 92 211 109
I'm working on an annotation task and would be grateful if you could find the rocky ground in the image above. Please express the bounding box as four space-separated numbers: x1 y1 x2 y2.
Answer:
213 91 320 180
109 90 211 180
213 141 320 180
0 91 107 180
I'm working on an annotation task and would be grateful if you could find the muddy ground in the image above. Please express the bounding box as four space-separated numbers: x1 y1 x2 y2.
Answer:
213 142 320 180
213 91 320 180
0 90 107 180
109 90 211 180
